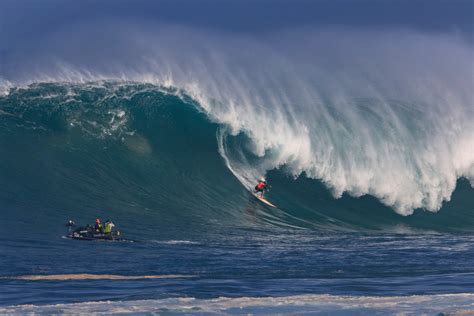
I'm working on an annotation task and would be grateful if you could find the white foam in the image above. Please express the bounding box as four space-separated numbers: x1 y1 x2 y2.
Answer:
0 78 14 96
3 26 473 215
149 240 200 245
0 274 193 281
1 293 473 315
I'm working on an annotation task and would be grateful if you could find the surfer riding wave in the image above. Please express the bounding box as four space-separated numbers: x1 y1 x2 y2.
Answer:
254 179 270 198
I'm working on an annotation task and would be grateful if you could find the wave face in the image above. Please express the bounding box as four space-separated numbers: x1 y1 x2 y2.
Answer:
0 82 473 232
2 20 473 217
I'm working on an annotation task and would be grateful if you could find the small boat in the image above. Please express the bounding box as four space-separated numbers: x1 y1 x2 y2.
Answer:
66 225 123 241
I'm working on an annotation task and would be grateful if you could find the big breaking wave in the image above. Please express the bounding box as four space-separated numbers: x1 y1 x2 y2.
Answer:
1 25 473 216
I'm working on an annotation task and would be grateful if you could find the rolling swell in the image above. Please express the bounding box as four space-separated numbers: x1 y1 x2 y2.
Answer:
0 82 472 234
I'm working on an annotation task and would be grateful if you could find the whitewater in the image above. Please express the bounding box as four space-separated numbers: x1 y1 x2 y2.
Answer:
1 3 473 313
2 27 473 216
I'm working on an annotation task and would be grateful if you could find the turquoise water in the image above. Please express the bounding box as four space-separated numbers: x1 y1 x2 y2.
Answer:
0 82 473 314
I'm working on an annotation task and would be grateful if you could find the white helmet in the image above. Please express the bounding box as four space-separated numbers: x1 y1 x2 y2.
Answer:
259 178 266 183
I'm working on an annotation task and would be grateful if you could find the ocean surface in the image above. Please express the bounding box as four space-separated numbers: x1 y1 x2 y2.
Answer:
0 82 473 314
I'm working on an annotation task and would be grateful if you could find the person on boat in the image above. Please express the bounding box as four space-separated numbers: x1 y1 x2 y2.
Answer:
254 178 269 198
104 219 115 234
94 218 104 233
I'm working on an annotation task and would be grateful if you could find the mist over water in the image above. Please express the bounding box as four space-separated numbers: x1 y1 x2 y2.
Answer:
2 21 472 215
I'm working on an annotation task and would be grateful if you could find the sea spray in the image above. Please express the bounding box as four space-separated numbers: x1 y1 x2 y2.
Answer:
1 26 473 215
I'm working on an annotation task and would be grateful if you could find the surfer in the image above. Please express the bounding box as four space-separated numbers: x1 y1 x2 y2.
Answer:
254 179 270 198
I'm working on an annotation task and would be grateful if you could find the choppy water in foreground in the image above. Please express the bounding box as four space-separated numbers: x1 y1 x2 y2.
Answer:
2 230 474 314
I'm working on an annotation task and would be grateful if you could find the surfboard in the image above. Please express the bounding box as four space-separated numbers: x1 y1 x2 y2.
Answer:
253 193 277 208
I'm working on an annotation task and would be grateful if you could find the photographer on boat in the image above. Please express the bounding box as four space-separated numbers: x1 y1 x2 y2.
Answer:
94 218 104 233
104 219 115 234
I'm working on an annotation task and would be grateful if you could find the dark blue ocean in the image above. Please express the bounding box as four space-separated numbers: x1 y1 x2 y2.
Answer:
0 83 473 314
